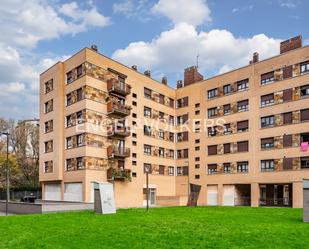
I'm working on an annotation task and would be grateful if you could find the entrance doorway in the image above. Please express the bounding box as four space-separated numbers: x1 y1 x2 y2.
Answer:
259 184 292 207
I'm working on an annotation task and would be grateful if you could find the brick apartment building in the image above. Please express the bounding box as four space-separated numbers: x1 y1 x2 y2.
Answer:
40 36 309 208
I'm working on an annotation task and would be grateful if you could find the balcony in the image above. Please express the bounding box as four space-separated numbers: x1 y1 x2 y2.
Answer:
107 102 131 117
107 78 131 96
107 167 131 181
107 145 130 159
107 125 130 138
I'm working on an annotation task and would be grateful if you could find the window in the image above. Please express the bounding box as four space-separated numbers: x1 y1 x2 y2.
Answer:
283 157 293 170
195 175 200 179
144 125 151 136
159 112 164 120
169 98 174 108
195 139 200 144
301 61 309 75
208 126 217 137
66 115 73 127
44 141 53 153
208 164 217 174
237 79 249 91
44 120 53 133
159 147 164 157
132 172 137 177
208 107 218 118
133 140 137 146
144 144 151 155
195 120 200 125
261 115 274 128
132 101 137 106
66 71 73 84
177 131 188 142
208 145 217 155
301 109 309 122
237 161 248 173
183 166 189 176
76 65 83 78
169 132 174 142
77 157 84 170
261 94 274 107
77 134 84 147
261 71 274 85
301 157 309 169
144 88 152 99
159 165 165 175
168 150 174 158
224 163 231 173
66 159 73 171
77 88 83 102
237 141 249 152
169 116 174 125
183 149 188 158
283 88 293 102
223 84 232 95
195 157 200 161
283 134 293 147
195 164 200 169
177 167 183 176
132 93 137 98
261 160 274 172
132 161 137 166
195 110 200 115
44 161 53 173
132 121 137 126
301 85 309 98
223 104 231 115
261 138 274 149
76 111 83 124
283 112 292 124
66 137 72 149
44 79 53 94
158 94 164 104
195 103 200 108
237 120 248 132
195 128 200 133
132 113 137 118
168 166 174 176
44 99 53 113
132 153 136 158
208 88 218 99
177 97 189 108
144 107 151 118
237 100 248 112
283 65 293 79
66 93 72 106
224 143 230 154
177 114 188 125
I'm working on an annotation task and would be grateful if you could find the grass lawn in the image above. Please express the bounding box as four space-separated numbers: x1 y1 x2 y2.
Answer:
0 206 308 249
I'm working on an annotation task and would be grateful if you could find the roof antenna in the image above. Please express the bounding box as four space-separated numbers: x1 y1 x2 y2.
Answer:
196 54 200 68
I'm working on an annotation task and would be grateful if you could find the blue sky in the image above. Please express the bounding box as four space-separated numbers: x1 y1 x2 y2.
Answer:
0 0 308 119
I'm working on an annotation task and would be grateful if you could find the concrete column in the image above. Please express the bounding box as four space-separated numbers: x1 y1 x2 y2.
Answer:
293 181 303 208
198 185 207 206
251 183 260 207
218 184 224 206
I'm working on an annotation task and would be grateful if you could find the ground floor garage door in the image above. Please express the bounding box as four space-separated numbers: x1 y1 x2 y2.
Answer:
223 185 235 206
44 183 61 201
207 185 218 206
64 183 83 202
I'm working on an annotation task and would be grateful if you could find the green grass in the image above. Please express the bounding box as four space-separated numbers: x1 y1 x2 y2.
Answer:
0 206 308 249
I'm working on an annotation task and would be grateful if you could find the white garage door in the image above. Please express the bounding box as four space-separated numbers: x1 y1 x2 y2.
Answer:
223 185 235 206
207 185 218 206
64 183 83 202
44 183 61 201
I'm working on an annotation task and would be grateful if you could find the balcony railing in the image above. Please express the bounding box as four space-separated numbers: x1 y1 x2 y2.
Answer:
107 78 131 96
107 145 130 158
107 167 131 181
107 102 131 117
107 125 130 138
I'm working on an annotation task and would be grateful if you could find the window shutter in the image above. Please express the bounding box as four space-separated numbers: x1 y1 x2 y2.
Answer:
238 99 248 107
283 112 292 124
224 143 231 153
261 71 274 80
159 94 164 104
237 141 248 152
224 104 230 112
208 145 217 155
183 149 188 158
183 114 189 123
208 164 217 170
183 96 189 106
283 157 293 170
283 134 292 147
159 165 165 175
283 65 293 79
183 166 189 175
301 109 309 121
183 131 189 141
261 94 274 101
261 137 274 144
237 120 249 130
283 88 293 101
169 98 174 108
144 88 151 96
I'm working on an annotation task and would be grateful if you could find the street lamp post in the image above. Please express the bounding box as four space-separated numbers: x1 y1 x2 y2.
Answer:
144 164 151 212
1 132 10 216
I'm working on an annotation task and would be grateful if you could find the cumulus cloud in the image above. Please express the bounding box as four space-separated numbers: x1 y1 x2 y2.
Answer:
152 0 211 26
113 23 281 79
278 0 299 8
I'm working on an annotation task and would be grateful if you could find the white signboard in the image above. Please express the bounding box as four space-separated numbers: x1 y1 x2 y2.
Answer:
94 182 116 214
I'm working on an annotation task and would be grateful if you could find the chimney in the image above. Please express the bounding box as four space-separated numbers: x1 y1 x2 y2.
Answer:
280 35 302 54
253 52 259 63
144 70 151 77
161 76 167 85
132 65 138 71
177 80 183 89
90 44 98 52
183 66 204 86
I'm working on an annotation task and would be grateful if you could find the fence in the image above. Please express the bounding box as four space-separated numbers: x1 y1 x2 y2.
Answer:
0 190 41 201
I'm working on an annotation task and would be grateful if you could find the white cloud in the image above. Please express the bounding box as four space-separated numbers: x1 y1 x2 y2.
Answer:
152 0 211 26
113 0 135 15
112 0 152 21
0 0 110 48
232 5 254 13
113 23 281 79
278 0 298 8
6 82 26 93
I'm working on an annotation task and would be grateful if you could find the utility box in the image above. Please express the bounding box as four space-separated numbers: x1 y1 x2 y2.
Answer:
93 182 116 214
303 179 309 222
